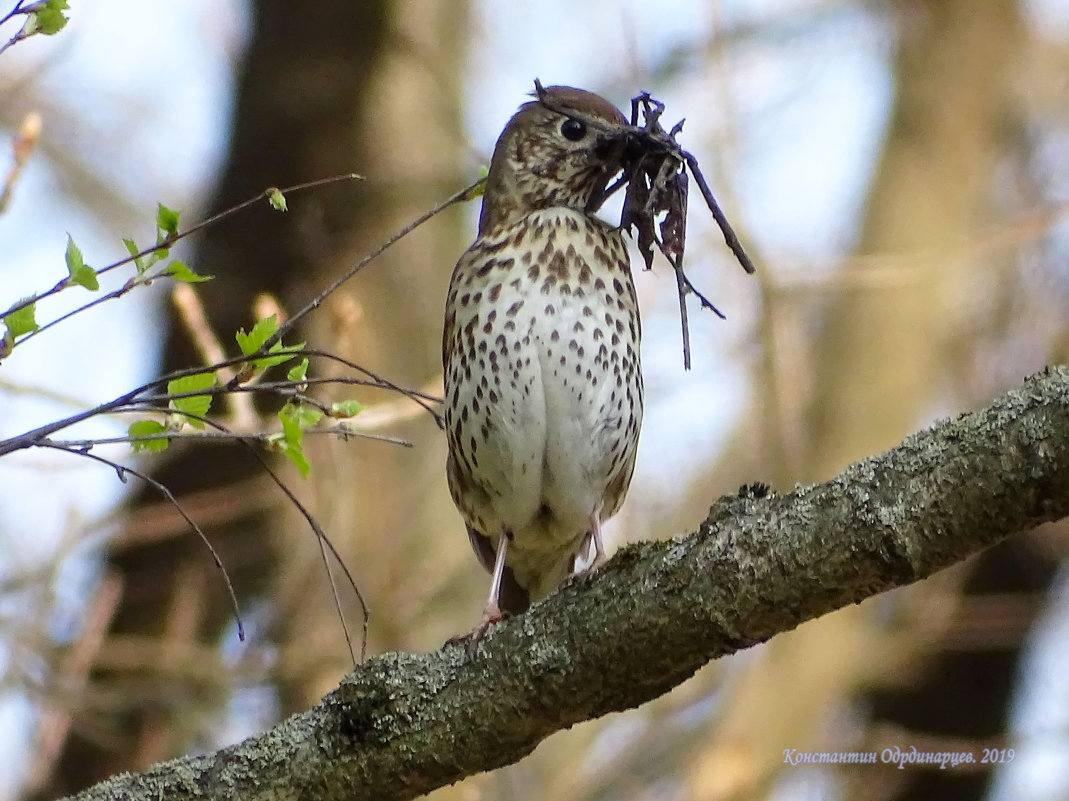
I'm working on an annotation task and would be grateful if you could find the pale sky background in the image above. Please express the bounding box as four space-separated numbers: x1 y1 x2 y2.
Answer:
0 0 1067 797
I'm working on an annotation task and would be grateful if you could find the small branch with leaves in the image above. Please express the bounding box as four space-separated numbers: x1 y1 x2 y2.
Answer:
0 0 68 57
0 170 486 662
0 176 361 359
0 307 437 660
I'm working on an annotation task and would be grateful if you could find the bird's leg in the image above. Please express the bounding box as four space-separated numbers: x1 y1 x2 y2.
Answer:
447 532 511 648
481 531 511 625
587 513 608 570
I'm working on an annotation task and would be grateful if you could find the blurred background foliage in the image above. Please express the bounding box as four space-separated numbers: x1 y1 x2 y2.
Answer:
1 0 1068 799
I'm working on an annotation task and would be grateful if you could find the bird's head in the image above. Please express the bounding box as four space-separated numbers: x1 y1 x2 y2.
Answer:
478 84 629 235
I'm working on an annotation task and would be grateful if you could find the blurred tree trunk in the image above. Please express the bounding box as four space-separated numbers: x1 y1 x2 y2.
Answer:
34 1 470 797
807 0 1024 480
269 0 474 707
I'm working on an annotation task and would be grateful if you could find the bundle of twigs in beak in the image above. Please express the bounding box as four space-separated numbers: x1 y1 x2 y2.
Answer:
536 79 756 369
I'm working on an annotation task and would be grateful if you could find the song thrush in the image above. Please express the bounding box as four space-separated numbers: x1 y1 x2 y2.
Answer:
443 85 642 631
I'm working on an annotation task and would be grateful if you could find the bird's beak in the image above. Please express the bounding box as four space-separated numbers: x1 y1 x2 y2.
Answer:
593 128 631 164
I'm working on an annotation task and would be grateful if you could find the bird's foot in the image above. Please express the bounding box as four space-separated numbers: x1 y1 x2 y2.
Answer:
586 548 610 572
445 602 509 651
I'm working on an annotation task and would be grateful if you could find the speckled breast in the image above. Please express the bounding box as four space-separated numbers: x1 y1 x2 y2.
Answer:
443 207 643 563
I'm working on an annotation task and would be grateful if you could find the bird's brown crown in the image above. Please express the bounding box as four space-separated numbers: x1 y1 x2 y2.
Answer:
478 85 629 235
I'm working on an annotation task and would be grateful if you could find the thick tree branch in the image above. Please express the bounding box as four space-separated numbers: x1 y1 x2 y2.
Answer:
66 366 1069 801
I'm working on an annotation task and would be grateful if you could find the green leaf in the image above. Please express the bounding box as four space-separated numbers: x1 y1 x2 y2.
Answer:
156 202 180 239
294 405 323 428
128 420 169 453
123 237 148 274
267 187 288 212
236 315 303 369
3 299 39 337
71 265 99 290
30 0 69 35
278 404 300 438
277 403 311 477
330 399 364 418
65 235 99 291
163 260 212 283
258 342 305 370
236 315 278 355
255 343 304 370
65 235 83 273
286 358 309 382
278 442 311 477
167 372 215 428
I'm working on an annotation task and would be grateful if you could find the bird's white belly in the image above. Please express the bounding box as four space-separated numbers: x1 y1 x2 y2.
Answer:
477 284 617 549
443 208 642 590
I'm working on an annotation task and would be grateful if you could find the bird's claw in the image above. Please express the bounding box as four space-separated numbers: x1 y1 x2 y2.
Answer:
445 603 509 654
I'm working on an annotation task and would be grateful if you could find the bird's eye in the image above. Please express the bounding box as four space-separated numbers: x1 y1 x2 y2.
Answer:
560 118 587 141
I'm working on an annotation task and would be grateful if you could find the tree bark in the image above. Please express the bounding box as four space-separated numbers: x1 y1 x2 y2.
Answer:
62 365 1069 801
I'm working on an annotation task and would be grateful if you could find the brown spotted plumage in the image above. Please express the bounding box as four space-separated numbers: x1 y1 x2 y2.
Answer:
443 85 643 632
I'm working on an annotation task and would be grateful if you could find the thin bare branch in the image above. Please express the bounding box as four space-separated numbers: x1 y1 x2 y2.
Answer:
39 428 414 450
37 442 245 642
268 178 486 350
168 410 373 664
240 443 370 665
0 2 32 57
0 1 30 28
0 173 364 333
681 149 755 274
0 344 434 459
